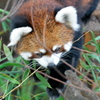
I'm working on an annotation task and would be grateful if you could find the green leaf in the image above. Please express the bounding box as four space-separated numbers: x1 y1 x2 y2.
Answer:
0 39 2 59
0 73 20 84
82 53 94 67
0 71 22 74
0 62 24 69
0 9 9 14
3 44 13 62
82 53 98 83
91 31 100 52
21 69 31 100
94 87 100 92
95 36 100 41
36 73 51 88
33 92 46 100
80 60 90 70
57 96 65 100
22 69 30 80
5 83 15 100
0 39 2 49
1 21 8 32
88 53 100 63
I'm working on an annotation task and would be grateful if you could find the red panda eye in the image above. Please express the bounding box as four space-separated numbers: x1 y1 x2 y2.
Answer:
35 53 43 58
54 47 61 53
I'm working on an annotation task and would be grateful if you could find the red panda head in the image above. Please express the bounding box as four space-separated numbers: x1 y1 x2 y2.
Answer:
8 0 80 68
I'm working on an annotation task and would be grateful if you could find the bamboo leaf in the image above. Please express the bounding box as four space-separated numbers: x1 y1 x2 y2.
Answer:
3 44 13 62
21 69 31 100
0 62 23 69
36 73 51 88
0 73 19 84
0 9 9 14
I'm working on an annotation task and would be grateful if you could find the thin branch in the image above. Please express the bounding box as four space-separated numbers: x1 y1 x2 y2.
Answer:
0 0 24 22
0 66 42 99
25 65 97 94
1 0 11 18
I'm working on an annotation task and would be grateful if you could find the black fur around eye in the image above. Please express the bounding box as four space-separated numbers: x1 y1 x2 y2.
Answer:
54 47 61 53
35 53 43 58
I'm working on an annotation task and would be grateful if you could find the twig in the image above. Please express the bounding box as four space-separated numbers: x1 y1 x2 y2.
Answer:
25 65 97 94
0 66 42 99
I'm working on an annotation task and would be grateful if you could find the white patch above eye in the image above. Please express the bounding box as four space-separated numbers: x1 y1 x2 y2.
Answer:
55 6 80 31
7 26 32 47
52 45 61 51
39 49 46 54
64 41 72 51
34 51 39 54
20 52 32 60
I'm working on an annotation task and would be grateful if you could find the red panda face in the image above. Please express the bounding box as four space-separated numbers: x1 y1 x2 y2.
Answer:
8 0 80 68
16 21 74 67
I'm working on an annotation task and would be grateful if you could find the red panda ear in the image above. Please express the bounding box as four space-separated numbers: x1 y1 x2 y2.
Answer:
7 26 32 47
55 6 80 31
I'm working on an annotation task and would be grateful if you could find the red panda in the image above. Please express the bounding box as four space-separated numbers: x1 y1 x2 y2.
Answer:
8 0 99 99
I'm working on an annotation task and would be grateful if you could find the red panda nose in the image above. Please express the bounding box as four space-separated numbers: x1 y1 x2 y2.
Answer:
48 63 56 68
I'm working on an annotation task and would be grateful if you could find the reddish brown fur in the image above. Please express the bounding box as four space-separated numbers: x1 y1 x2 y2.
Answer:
17 20 74 55
16 0 74 55
15 0 95 55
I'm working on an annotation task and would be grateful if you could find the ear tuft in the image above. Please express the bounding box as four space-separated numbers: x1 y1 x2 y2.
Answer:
55 6 80 31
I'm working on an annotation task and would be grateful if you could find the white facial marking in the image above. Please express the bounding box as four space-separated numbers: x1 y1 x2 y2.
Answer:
34 56 49 68
34 53 62 68
34 51 39 54
55 6 80 31
64 42 72 51
20 52 32 60
7 26 32 47
51 53 62 65
39 49 46 54
52 45 61 51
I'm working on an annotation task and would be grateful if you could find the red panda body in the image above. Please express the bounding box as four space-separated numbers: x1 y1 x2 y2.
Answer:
9 0 99 99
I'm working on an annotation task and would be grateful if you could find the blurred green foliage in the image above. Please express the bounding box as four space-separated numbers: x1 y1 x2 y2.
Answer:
0 9 10 35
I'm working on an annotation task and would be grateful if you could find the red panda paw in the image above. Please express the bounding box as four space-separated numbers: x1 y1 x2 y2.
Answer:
46 87 60 100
